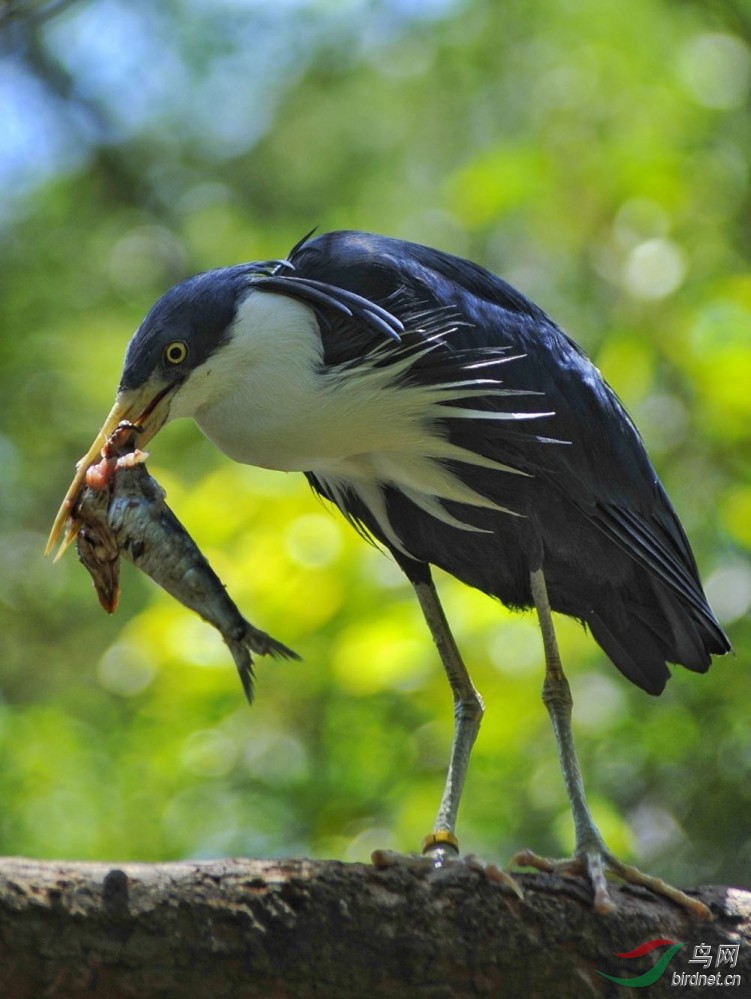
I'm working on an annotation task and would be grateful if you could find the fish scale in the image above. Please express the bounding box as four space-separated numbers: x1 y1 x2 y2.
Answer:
74 424 298 703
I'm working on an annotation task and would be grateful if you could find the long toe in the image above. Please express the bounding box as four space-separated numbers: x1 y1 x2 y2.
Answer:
595 847 712 920
464 853 524 899
509 846 711 920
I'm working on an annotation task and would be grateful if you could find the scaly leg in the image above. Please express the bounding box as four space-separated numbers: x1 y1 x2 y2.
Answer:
411 573 484 856
372 566 520 897
510 567 710 919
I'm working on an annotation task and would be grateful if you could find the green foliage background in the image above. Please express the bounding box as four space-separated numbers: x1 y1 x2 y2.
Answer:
1 0 750 889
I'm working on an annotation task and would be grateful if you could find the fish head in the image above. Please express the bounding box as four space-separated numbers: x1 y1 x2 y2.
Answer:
76 519 121 614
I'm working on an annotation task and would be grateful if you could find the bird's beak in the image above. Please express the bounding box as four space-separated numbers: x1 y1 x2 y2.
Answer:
45 380 178 559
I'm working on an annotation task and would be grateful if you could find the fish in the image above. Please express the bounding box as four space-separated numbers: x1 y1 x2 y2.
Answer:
74 421 299 702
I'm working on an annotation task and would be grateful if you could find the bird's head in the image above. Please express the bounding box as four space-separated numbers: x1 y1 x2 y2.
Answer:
110 267 248 441
46 266 256 555
47 238 403 557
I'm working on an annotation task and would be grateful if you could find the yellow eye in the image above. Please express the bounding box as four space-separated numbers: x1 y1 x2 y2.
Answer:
164 340 188 365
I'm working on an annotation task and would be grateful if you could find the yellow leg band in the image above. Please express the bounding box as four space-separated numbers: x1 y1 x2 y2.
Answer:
421 831 460 854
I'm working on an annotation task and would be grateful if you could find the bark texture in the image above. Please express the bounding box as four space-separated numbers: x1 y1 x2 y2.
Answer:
0 856 749 998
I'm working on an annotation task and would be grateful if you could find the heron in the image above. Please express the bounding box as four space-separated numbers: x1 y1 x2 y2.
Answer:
48 230 730 916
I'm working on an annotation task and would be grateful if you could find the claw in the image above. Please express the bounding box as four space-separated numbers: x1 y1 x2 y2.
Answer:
464 853 524 899
509 846 711 919
371 848 414 870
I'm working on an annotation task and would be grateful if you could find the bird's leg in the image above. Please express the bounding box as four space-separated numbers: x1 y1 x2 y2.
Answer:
372 566 521 897
531 567 606 865
411 574 484 860
511 567 710 918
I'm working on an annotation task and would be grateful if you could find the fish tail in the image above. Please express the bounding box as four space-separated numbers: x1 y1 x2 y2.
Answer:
226 624 300 703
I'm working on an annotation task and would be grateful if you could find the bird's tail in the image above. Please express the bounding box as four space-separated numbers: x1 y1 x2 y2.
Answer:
587 578 730 695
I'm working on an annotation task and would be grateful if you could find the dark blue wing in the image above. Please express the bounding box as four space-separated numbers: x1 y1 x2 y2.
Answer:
290 231 730 690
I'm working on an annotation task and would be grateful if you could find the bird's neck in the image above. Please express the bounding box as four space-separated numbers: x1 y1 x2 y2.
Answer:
170 291 419 472
169 289 529 558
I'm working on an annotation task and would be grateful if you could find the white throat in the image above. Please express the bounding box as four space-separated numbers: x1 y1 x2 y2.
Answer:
170 290 441 473
168 287 530 556
168 291 329 469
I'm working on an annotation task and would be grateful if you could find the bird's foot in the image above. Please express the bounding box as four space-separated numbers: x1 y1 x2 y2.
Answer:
372 833 523 900
509 845 711 919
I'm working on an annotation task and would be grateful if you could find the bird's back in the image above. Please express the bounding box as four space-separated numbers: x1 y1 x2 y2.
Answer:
289 231 730 693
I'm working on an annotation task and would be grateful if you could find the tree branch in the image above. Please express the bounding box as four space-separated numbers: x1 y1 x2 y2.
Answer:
0 856 749 997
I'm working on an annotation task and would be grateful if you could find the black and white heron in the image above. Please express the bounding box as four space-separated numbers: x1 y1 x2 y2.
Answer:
49 230 730 915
